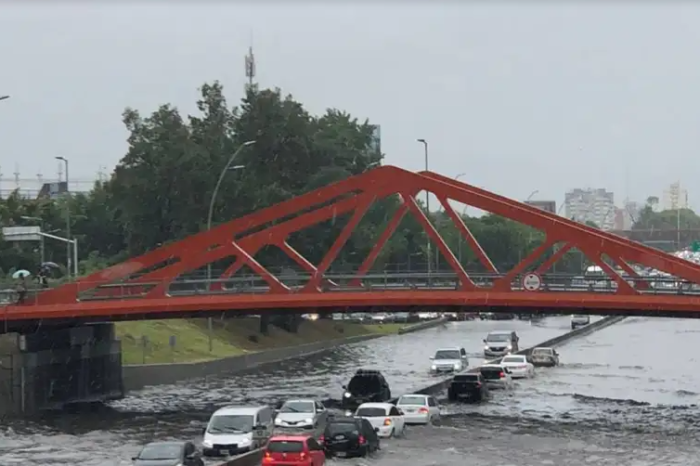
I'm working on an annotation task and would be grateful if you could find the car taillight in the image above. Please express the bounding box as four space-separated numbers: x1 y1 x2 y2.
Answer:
383 418 392 426
318 435 325 444
476 382 481 387
358 435 366 444
300 452 307 460
499 371 505 378
262 451 273 463
418 407 429 414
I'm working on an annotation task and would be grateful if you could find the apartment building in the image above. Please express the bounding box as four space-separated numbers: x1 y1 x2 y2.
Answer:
564 188 615 230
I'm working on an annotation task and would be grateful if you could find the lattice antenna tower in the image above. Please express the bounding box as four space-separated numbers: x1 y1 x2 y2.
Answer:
37 171 43 184
244 32 256 90
13 163 19 190
97 165 107 183
57 161 63 183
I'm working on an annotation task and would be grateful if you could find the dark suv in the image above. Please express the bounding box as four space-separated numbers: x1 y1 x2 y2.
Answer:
341 369 392 410
320 417 380 458
447 373 489 403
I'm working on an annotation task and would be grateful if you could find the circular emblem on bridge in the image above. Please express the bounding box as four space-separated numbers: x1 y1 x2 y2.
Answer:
522 272 542 291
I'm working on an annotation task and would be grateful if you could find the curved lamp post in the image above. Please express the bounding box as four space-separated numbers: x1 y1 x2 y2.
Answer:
205 140 255 351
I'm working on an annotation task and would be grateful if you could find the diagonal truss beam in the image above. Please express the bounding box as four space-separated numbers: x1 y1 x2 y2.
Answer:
29 165 700 309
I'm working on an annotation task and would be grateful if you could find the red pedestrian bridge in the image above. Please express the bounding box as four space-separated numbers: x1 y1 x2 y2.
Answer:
4 165 700 332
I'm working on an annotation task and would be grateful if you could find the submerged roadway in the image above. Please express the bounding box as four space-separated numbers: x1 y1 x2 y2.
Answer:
2 316 700 465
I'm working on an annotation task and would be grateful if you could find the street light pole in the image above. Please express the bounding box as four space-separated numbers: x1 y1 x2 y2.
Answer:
205 140 254 352
55 157 70 277
417 139 431 276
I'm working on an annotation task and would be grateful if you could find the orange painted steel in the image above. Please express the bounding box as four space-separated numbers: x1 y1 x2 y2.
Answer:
5 165 700 324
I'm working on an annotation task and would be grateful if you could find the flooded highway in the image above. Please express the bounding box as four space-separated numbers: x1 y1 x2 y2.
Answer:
0 317 570 466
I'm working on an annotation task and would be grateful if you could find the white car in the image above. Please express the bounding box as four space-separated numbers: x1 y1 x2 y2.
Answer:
500 355 535 379
396 394 441 425
274 399 327 429
571 314 590 329
430 347 469 374
479 364 515 390
354 402 406 438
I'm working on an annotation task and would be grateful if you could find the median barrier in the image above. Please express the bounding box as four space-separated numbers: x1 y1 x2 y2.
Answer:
398 317 448 335
414 315 626 396
217 449 263 466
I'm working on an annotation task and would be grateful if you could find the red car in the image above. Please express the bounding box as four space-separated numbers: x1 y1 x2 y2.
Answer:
262 435 326 466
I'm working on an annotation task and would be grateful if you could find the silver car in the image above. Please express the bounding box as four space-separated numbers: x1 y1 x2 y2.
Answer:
430 347 469 374
274 399 327 430
530 347 560 367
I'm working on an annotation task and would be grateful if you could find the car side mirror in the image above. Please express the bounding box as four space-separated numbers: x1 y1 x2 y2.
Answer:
482 339 486 343
341 385 347 390
429 357 434 360
201 427 206 435
374 427 379 432
397 409 404 415
131 457 137 462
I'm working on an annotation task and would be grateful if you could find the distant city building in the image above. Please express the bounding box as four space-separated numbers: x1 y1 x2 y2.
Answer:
564 188 615 230
525 200 556 214
662 181 689 210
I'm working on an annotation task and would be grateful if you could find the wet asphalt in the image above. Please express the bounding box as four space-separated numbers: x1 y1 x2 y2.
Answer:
4 316 699 465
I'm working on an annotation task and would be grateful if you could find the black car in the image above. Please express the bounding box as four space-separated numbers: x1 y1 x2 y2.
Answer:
320 417 380 458
341 369 392 409
447 373 490 403
132 441 204 466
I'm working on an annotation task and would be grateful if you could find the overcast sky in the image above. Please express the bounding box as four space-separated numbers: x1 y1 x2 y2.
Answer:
1 2 699 210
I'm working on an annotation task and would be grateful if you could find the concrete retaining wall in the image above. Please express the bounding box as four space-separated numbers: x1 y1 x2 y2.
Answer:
123 334 384 391
398 317 448 335
414 315 626 396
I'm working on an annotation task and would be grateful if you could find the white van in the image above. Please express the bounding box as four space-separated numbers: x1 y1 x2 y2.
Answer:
201 405 274 457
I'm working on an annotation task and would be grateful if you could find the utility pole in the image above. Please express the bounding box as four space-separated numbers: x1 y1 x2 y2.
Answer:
244 38 256 91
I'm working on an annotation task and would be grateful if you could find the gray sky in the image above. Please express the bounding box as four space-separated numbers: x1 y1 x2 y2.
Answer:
1 3 699 211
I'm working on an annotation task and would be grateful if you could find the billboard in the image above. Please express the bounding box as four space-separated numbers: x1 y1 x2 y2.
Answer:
525 200 556 214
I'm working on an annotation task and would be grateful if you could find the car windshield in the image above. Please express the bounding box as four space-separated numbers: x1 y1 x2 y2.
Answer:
502 356 525 363
532 348 552 356
207 414 254 434
486 334 510 342
280 401 314 413
434 350 460 359
355 407 387 417
138 444 181 460
327 422 359 436
267 441 304 453
397 396 426 406
348 376 380 395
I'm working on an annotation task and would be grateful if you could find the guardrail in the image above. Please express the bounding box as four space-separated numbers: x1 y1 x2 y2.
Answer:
412 315 626 396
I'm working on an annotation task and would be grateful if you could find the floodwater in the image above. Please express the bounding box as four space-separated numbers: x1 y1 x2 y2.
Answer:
8 316 699 465
0 317 568 466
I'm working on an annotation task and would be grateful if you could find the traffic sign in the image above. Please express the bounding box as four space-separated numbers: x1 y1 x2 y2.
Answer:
522 273 542 291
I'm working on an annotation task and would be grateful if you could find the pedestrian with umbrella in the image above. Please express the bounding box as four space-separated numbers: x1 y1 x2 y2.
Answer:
12 270 31 304
38 262 59 288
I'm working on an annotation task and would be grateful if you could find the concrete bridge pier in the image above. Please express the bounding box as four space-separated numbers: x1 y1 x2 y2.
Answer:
0 323 124 416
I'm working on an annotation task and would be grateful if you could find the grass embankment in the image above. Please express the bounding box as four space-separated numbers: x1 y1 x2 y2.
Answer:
116 318 404 365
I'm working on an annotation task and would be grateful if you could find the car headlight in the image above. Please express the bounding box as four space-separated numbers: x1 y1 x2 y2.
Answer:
507 345 512 350
453 362 461 369
275 418 282 425
304 418 313 424
484 346 490 350
431 365 437 370
202 440 212 448
240 437 252 445
344 392 351 398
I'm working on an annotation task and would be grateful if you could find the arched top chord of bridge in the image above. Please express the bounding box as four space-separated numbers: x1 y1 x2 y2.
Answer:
4 165 700 333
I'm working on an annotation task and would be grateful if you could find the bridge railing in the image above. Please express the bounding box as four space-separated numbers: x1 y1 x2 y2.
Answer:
5 271 699 306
